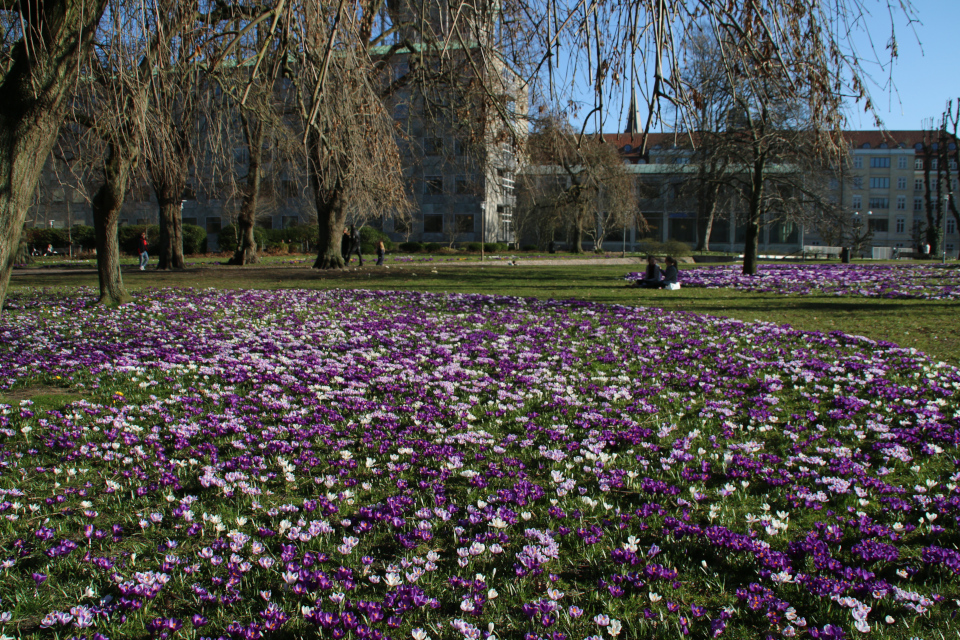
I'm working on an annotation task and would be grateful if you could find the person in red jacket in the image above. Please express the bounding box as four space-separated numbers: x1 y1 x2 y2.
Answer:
138 232 149 270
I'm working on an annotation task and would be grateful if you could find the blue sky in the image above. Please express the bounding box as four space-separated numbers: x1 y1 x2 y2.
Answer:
844 0 960 131
565 0 958 134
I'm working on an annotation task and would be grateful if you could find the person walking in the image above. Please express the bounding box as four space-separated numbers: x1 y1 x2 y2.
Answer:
346 224 364 266
376 239 386 266
138 232 149 270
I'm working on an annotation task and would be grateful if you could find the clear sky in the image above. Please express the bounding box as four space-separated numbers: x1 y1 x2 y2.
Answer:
565 0 959 135
844 0 960 131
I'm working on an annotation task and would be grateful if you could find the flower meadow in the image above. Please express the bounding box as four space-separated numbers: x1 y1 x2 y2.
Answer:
1 287 959 640
625 263 960 299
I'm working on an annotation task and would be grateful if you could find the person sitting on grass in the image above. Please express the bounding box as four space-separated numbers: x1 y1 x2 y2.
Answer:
658 256 679 289
632 255 662 288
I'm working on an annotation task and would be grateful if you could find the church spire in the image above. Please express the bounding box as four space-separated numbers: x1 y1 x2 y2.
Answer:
624 80 642 135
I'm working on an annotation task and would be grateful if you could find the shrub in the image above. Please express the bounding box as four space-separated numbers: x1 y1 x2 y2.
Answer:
69 225 96 251
24 227 70 251
663 240 692 257
182 224 208 254
423 242 443 253
118 225 157 255
399 241 423 253
484 242 508 253
218 224 269 253
359 227 394 255
464 242 483 252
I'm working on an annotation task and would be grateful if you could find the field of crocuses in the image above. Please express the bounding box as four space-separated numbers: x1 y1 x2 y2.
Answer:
1 286 959 640
626 263 960 299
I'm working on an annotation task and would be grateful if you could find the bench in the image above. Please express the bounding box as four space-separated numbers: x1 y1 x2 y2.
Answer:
802 245 843 260
892 248 916 260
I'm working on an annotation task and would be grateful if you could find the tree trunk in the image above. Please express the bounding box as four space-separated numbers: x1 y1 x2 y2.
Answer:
696 185 719 252
156 194 185 270
228 112 263 265
308 130 347 269
91 142 135 305
149 153 187 269
0 0 107 311
742 155 766 276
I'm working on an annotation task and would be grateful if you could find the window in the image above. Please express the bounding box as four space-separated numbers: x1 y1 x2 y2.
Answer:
853 156 863 169
281 216 298 229
915 179 924 192
852 195 862 209
455 214 475 233
914 197 923 211
234 147 249 165
424 137 443 156
868 218 888 233
896 196 906 210
281 180 298 199
868 197 889 209
205 216 222 234
455 139 467 156
898 156 908 169
870 157 890 168
949 218 957 235
951 159 958 170
915 158 923 170
181 184 197 200
897 177 907 190
423 215 443 233
931 159 938 170
423 176 443 196
869 177 890 189
455 176 473 195
896 217 906 233
394 217 411 234
852 176 863 189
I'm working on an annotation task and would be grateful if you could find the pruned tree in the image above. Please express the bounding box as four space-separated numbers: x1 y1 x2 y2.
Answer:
279 0 414 270
523 113 636 253
144 15 204 271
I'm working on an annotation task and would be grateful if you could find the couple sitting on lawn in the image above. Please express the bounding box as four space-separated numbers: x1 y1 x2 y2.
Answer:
633 255 680 289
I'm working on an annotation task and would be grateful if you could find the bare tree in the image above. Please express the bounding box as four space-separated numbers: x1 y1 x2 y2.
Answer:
0 2 108 309
144 18 204 271
523 113 635 253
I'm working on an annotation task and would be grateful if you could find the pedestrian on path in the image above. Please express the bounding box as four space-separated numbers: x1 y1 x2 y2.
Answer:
138 232 149 270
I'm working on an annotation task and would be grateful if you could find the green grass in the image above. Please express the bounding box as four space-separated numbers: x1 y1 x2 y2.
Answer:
12 256 960 364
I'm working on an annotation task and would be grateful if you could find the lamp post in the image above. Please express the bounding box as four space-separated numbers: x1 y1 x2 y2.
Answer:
944 194 949 264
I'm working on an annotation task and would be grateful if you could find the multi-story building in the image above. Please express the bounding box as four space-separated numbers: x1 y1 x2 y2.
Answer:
586 129 959 257
26 0 526 252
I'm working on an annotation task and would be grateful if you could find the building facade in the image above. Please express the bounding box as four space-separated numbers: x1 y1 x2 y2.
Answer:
584 130 960 257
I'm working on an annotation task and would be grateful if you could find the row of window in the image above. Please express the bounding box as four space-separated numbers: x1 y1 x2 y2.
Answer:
851 155 957 170
851 215 957 235
851 176 957 192
418 207 513 234
421 173 513 196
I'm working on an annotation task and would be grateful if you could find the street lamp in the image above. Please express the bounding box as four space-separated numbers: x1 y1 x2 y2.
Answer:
943 194 949 264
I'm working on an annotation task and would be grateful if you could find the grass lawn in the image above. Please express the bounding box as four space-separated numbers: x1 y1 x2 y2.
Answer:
1 259 959 639
11 256 960 364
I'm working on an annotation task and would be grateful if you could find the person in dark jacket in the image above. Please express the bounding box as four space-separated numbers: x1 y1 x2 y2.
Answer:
633 255 662 288
658 256 679 288
346 224 364 266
